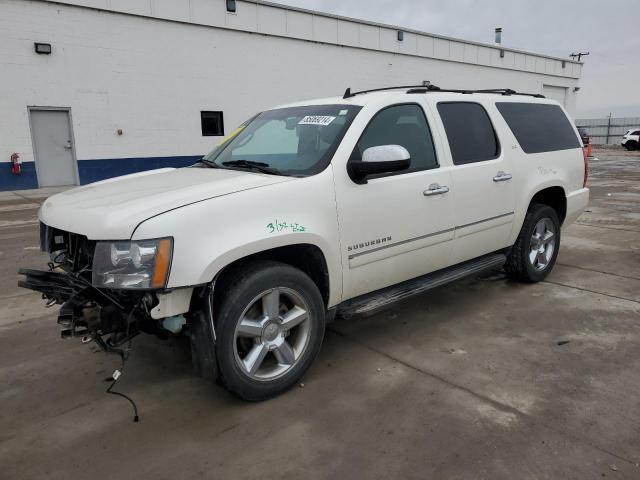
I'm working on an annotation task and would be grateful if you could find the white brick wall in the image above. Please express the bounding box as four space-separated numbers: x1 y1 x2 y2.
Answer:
0 0 580 168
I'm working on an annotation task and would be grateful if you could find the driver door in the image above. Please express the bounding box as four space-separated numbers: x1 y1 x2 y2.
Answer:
333 102 456 301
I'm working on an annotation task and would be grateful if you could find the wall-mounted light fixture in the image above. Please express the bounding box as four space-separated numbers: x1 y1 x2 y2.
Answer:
562 60 566 69
226 0 236 13
34 42 52 55
573 87 581 92
499 49 505 58
397 31 404 42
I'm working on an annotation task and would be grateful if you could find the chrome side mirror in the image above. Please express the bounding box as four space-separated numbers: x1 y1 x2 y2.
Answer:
349 145 411 184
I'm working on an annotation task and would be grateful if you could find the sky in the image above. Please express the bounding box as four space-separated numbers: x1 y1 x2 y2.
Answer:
278 0 640 118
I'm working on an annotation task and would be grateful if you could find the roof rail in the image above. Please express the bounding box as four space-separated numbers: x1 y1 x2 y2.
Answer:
343 84 545 99
406 85 545 98
343 85 427 99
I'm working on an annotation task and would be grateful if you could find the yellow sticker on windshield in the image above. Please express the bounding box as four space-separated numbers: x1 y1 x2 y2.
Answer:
218 126 245 146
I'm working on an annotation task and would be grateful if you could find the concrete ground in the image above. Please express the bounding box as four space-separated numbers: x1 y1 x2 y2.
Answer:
1 151 639 479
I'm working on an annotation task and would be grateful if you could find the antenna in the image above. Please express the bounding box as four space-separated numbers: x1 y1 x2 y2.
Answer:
569 52 589 62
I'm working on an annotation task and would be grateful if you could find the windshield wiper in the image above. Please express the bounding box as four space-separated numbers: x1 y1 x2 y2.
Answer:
196 158 221 169
222 160 283 176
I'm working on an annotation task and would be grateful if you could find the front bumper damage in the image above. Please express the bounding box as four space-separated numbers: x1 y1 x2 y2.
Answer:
18 222 218 383
18 267 156 345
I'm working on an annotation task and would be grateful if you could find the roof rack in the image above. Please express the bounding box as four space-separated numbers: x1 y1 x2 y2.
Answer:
343 84 545 99
343 85 427 99
407 85 545 98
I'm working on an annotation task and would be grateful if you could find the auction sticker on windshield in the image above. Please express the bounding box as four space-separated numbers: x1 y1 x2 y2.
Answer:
299 116 336 126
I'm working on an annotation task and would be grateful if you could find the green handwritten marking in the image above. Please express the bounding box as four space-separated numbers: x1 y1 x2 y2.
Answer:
267 219 306 234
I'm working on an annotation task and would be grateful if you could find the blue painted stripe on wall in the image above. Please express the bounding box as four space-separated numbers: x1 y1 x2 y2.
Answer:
77 155 202 184
0 163 39 191
0 155 203 191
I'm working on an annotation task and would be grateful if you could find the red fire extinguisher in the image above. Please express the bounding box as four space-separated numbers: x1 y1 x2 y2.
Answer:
10 152 21 175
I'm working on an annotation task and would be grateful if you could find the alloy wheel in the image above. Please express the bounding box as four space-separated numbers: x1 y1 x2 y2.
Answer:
529 218 556 270
233 287 311 381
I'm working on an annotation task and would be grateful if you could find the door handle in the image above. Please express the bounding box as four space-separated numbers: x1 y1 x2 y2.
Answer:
423 183 450 196
493 171 512 182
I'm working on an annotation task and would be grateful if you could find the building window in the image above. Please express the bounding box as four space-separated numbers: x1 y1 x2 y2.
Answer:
226 0 236 13
201 111 224 136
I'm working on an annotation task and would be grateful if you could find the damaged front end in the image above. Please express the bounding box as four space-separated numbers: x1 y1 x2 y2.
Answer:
19 222 217 383
19 223 169 347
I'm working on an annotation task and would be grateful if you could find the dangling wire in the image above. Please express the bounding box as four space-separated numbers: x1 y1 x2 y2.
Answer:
105 345 139 422
95 305 141 423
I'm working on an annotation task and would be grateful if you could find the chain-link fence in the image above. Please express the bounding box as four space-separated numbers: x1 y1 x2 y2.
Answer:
575 117 640 145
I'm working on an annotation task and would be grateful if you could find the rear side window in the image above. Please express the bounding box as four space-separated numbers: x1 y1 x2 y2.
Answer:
353 104 438 173
496 103 581 154
437 102 500 165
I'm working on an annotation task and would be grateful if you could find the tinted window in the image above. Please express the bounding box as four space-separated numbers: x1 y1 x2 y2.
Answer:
353 104 437 173
496 103 581 154
437 103 499 165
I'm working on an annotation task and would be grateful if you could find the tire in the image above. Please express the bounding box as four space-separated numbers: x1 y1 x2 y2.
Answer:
627 141 638 151
214 260 325 401
505 204 561 283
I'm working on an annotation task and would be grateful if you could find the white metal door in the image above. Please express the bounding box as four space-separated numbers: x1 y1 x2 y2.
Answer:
542 85 567 107
432 101 516 265
448 155 516 264
334 102 455 300
30 109 78 187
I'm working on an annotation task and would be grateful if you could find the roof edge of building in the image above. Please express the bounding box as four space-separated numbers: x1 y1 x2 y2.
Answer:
252 0 581 66
34 0 582 78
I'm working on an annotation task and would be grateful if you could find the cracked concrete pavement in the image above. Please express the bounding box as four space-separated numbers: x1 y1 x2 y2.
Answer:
1 150 639 479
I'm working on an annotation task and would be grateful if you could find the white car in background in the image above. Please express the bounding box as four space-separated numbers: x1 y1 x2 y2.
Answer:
20 85 589 401
621 129 640 150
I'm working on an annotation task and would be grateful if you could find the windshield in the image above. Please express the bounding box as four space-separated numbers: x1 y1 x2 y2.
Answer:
202 104 361 176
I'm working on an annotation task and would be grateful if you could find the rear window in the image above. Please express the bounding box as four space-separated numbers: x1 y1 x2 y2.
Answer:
496 103 581 154
437 102 500 165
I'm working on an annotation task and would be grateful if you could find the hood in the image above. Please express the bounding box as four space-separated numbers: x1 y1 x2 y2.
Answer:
39 167 291 239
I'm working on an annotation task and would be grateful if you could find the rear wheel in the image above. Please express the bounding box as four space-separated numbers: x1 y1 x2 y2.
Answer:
505 204 561 282
214 261 325 401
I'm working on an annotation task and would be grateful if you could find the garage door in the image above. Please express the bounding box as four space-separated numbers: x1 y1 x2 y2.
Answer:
542 85 568 107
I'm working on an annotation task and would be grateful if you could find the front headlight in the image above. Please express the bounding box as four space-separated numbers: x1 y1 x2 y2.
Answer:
92 238 173 289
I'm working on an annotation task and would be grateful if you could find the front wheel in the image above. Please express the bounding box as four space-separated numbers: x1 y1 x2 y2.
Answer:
505 204 561 282
214 261 325 401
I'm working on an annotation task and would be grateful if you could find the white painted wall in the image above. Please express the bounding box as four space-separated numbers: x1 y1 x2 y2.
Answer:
0 0 581 169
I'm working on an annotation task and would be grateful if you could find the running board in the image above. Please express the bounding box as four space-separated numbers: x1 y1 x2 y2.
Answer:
337 253 507 319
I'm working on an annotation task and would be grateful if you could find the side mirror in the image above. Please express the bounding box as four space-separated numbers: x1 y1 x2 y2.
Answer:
348 145 411 184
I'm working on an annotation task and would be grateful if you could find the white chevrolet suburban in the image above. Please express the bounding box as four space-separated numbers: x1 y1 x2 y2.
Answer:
20 85 589 401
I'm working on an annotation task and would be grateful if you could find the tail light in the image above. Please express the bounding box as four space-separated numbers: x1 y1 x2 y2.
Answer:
582 147 589 187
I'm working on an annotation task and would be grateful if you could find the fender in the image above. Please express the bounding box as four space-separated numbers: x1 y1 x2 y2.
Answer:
201 233 340 307
131 168 344 306
509 179 567 244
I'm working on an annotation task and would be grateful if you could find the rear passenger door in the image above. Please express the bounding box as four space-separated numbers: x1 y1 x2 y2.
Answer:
435 101 516 265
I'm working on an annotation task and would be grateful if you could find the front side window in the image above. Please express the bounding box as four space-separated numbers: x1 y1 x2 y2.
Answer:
202 104 361 177
352 104 438 174
495 102 581 154
437 102 500 165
